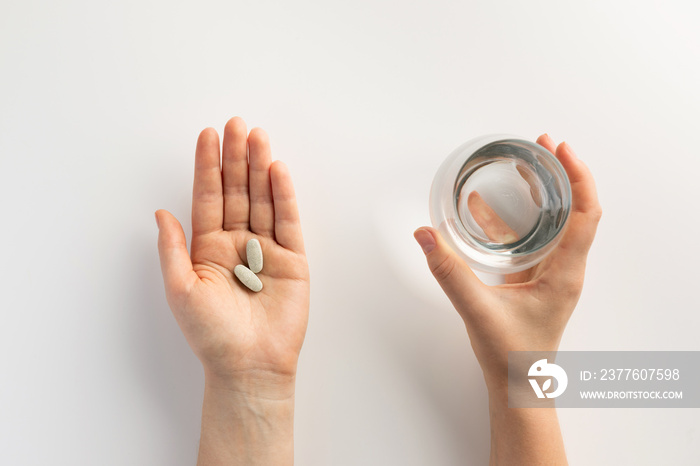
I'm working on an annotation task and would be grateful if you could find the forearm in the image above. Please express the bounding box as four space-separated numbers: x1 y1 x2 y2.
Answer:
487 383 567 466
197 376 296 466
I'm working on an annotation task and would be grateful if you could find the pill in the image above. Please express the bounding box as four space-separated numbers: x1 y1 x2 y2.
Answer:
233 264 263 292
246 238 263 273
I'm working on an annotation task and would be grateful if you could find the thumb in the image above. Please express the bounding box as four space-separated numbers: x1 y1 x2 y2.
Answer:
414 226 484 310
155 209 196 301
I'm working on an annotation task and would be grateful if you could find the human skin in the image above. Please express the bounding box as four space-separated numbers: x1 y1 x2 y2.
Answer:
414 134 602 466
155 117 309 466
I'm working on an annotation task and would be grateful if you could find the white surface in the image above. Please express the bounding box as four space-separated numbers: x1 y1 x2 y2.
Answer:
1 1 699 464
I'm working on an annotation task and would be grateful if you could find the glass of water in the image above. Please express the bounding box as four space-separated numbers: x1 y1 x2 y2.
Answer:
429 135 571 274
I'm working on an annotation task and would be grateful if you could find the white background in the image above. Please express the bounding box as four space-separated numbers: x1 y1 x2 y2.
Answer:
1 0 699 464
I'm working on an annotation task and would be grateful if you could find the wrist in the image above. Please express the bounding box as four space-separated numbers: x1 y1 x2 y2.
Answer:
198 373 296 466
484 357 558 411
471 339 564 395
204 367 297 402
203 380 296 427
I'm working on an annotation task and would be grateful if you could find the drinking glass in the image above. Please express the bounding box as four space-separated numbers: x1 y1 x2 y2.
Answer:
429 135 571 274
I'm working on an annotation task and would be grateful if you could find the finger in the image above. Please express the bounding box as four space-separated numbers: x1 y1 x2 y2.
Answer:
414 227 487 317
222 117 250 230
536 133 557 156
192 128 223 235
546 142 603 275
538 134 601 212
467 191 519 243
534 134 558 209
156 210 198 301
270 161 305 253
555 141 601 215
248 128 275 237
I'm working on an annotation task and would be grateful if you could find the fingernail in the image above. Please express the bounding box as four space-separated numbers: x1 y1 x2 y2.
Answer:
414 228 436 254
155 211 160 229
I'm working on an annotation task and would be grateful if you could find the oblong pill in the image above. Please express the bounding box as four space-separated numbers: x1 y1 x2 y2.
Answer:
233 264 263 292
246 238 263 273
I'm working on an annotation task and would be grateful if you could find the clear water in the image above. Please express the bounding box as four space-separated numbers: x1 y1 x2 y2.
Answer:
453 144 567 257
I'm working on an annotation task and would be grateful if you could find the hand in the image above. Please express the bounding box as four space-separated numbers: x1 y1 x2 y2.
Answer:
156 117 309 397
414 134 602 389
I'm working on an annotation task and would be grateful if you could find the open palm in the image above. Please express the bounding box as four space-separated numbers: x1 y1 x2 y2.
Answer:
156 117 309 386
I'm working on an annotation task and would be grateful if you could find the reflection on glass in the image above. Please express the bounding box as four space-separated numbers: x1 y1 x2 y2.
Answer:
458 161 543 246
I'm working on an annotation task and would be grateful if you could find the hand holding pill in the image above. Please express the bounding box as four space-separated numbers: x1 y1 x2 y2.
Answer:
155 117 309 398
